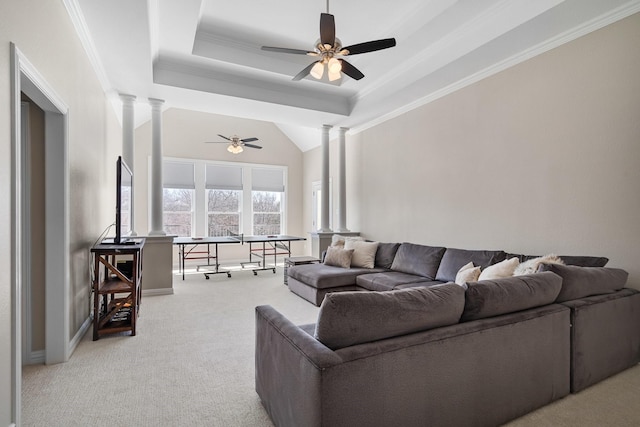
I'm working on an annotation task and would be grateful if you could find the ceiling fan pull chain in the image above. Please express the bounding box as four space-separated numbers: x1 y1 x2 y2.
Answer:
326 0 329 14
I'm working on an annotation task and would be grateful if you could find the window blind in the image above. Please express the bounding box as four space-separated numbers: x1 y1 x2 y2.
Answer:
163 161 195 189
206 164 243 190
252 168 284 192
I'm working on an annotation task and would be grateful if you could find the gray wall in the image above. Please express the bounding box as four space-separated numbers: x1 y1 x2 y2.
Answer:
0 0 122 423
304 13 640 289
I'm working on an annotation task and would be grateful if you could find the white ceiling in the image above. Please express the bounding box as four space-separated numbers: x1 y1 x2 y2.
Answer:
72 0 640 151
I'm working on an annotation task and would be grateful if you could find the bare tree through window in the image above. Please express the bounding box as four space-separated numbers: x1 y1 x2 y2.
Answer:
163 188 193 236
208 189 241 236
253 191 281 235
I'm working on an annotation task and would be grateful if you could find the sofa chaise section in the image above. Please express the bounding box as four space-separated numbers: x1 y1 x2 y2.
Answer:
287 263 386 306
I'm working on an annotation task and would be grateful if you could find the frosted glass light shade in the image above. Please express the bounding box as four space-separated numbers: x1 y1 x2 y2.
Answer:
328 69 341 81
328 57 341 73
310 61 325 79
227 144 243 154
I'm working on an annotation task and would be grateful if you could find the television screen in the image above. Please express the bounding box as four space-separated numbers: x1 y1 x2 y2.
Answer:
115 156 133 244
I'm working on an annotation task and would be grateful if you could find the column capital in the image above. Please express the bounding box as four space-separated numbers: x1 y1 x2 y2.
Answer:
322 124 333 130
119 93 137 103
148 98 165 108
339 127 349 132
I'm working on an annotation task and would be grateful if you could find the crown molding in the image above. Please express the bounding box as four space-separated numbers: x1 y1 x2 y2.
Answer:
351 0 640 135
62 0 112 93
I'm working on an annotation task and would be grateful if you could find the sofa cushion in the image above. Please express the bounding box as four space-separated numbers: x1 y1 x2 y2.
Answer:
506 252 609 267
478 257 519 281
324 246 354 268
435 248 506 282
390 243 446 279
356 271 433 292
375 242 401 269
344 240 379 269
462 272 563 321
394 280 447 290
537 264 628 302
288 263 386 290
513 254 564 276
315 284 465 350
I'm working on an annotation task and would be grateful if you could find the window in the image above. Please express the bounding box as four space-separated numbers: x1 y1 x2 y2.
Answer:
162 161 195 236
160 158 287 237
207 189 241 236
253 191 281 235
252 168 284 235
206 164 243 237
163 188 194 236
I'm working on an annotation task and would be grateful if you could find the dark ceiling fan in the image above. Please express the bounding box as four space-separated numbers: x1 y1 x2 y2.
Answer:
205 134 262 154
261 1 396 82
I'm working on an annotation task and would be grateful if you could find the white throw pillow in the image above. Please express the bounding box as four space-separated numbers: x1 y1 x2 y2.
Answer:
513 254 565 276
455 262 481 286
478 257 520 281
324 246 354 268
344 240 379 269
331 234 364 247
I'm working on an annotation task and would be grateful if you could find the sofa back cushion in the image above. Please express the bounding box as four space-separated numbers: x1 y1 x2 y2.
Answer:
537 263 628 302
435 248 506 282
375 242 401 269
506 253 609 267
315 284 465 350
462 272 563 321
390 243 446 279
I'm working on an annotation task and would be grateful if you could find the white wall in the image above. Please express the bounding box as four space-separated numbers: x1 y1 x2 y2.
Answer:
304 13 640 288
0 0 121 423
133 108 307 260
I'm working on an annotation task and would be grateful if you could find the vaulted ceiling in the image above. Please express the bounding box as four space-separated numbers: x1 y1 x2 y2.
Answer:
73 0 640 150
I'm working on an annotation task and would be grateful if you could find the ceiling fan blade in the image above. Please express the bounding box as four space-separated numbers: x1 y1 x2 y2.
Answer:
240 137 259 142
320 13 335 46
261 46 317 56
342 38 396 55
217 134 231 141
339 59 364 80
292 61 318 81
243 143 263 149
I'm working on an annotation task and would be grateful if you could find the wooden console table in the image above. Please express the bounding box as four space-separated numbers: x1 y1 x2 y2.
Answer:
91 239 144 340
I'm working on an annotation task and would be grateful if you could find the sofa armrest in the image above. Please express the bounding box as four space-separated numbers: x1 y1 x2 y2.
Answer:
255 305 342 427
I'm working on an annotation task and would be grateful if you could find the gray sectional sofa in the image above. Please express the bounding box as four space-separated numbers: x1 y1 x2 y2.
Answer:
256 241 640 426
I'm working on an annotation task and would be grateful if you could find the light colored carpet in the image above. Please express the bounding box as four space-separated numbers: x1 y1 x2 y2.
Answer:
22 268 640 426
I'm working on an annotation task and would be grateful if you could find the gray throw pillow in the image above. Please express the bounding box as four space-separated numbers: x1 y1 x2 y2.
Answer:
537 263 628 302
462 272 563 321
390 243 446 279
315 284 465 350
375 242 401 269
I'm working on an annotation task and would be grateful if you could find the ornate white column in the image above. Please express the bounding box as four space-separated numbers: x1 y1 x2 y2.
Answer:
336 127 349 232
149 98 165 235
120 93 137 235
320 124 332 232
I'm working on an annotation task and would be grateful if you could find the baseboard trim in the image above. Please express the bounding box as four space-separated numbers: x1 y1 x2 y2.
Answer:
69 316 91 356
143 288 174 297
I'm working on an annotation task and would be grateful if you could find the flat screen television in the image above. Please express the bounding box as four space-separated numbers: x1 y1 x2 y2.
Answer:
115 156 133 244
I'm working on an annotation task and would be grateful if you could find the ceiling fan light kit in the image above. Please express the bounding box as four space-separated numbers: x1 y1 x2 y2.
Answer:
261 1 396 82
205 134 262 154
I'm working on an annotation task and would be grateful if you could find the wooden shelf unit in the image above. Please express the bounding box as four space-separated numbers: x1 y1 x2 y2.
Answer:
91 239 144 340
